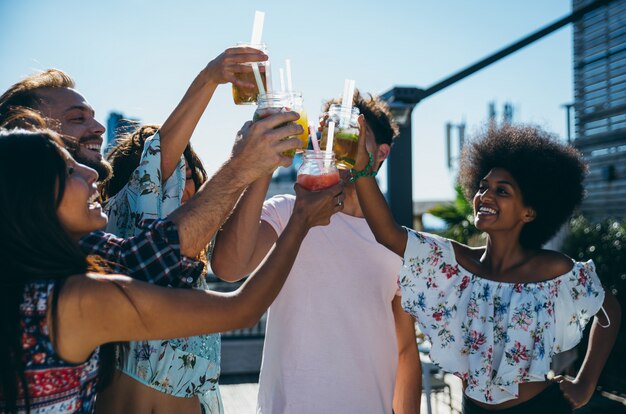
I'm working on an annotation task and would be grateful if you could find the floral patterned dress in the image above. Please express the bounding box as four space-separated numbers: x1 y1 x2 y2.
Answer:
399 229 605 405
104 133 222 413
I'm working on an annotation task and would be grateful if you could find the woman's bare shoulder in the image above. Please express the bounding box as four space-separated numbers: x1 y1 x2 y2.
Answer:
533 250 575 277
449 239 485 261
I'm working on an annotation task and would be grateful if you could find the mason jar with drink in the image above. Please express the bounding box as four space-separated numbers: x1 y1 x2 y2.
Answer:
254 92 303 157
296 150 340 191
231 42 268 105
320 104 360 169
288 91 309 152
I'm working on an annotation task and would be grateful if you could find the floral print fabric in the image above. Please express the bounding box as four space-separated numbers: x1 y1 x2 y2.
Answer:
104 133 222 413
399 229 605 404
16 281 99 413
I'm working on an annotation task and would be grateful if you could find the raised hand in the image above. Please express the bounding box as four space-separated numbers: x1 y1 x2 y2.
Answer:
203 47 267 88
352 114 370 172
292 182 345 229
230 112 303 182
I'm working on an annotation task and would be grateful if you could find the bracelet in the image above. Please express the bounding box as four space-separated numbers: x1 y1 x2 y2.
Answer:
349 152 377 183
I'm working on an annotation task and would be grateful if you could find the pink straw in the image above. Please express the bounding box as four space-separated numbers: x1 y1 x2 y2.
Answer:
309 125 321 153
308 124 325 172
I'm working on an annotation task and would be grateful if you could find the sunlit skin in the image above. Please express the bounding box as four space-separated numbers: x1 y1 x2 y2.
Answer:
35 87 111 180
56 151 108 241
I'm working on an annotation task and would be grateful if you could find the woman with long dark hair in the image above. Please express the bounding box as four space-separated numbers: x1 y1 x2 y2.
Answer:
0 129 343 413
351 119 621 413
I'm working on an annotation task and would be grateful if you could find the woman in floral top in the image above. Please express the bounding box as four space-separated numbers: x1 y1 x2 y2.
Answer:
95 46 267 414
352 120 621 413
98 126 223 413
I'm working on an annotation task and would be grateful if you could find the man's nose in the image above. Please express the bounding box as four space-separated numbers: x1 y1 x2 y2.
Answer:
91 119 105 136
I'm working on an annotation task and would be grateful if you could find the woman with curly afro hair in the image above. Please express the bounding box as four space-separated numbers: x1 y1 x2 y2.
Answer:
352 119 621 413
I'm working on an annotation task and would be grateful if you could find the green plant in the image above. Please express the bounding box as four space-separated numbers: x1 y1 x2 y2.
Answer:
561 215 626 396
428 184 484 246
562 215 626 298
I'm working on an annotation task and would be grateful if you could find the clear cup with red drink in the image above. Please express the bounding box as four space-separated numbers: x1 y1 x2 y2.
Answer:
297 150 340 191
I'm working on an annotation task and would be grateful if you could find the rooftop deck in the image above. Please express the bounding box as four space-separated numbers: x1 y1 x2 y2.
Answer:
220 373 464 414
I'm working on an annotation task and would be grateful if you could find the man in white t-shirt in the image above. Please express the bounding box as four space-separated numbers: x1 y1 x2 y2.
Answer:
211 91 421 414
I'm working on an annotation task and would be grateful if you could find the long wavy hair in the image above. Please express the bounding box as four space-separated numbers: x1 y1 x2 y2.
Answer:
0 129 88 413
101 124 207 201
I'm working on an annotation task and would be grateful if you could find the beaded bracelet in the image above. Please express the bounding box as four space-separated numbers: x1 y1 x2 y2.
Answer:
349 152 377 183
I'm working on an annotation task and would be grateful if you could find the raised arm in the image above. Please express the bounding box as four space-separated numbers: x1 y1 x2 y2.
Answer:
353 115 407 257
556 293 621 409
210 174 278 282
168 112 302 258
55 183 343 364
159 47 267 181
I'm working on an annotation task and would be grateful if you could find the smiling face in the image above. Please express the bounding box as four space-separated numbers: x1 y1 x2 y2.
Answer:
35 87 112 181
56 151 108 240
473 168 536 235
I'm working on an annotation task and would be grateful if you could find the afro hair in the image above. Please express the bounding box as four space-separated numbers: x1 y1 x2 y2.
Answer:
458 124 587 249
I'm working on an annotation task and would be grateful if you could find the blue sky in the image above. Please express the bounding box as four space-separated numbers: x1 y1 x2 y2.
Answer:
0 1 573 201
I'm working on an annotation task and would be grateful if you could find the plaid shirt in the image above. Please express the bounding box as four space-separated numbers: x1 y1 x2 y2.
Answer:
79 219 203 288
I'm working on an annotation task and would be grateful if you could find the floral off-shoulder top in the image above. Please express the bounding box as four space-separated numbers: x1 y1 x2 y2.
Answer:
104 133 222 413
399 229 605 404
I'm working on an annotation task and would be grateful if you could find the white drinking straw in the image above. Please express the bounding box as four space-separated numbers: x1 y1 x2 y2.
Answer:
346 79 356 107
279 68 286 92
250 11 266 96
265 60 273 93
252 65 266 96
250 11 265 45
325 121 335 167
285 59 293 92
341 79 353 107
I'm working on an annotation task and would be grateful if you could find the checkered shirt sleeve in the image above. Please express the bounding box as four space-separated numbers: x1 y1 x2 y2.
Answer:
78 219 203 288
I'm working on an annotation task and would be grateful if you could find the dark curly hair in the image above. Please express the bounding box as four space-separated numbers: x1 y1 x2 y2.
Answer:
458 124 587 249
322 89 399 146
101 124 207 201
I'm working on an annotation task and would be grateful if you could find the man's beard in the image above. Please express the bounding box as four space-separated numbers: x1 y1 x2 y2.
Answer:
76 154 113 183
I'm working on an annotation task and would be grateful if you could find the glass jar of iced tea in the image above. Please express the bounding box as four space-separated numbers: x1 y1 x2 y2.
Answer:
254 92 298 157
232 42 268 105
296 150 340 191
320 104 360 169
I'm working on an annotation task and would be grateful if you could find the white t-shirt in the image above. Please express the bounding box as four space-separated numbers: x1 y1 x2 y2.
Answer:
257 194 403 414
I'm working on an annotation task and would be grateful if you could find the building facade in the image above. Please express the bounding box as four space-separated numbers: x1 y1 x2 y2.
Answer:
573 0 626 221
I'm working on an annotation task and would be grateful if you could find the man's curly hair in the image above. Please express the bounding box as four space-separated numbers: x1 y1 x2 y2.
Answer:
322 89 399 146
458 124 587 249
